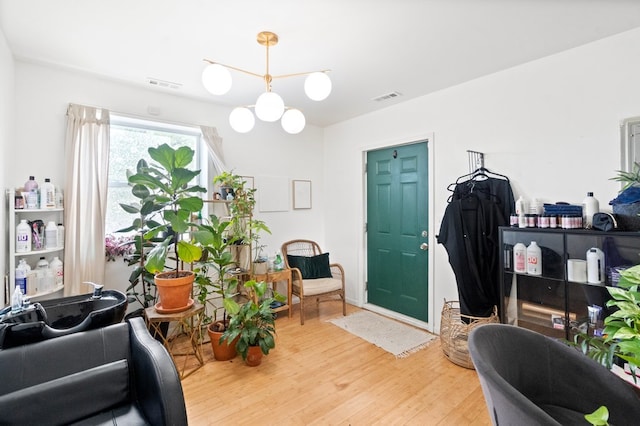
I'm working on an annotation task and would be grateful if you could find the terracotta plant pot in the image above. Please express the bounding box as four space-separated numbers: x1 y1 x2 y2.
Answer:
245 345 264 367
154 270 195 313
207 324 238 361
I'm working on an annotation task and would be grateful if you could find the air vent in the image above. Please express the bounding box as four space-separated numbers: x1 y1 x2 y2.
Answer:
146 77 182 90
372 91 403 102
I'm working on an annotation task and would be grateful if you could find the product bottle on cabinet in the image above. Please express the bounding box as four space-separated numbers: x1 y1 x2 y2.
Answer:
513 243 527 273
582 192 599 229
527 241 542 276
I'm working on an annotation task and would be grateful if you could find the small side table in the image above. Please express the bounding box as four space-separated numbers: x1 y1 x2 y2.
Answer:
145 303 205 379
253 268 293 318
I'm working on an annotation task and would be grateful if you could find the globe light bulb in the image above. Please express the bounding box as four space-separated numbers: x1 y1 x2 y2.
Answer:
281 109 306 134
229 107 255 133
202 64 232 95
254 92 285 122
304 72 332 101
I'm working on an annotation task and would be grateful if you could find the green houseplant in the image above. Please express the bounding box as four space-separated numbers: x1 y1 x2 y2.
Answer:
220 279 285 366
192 214 242 360
213 172 262 271
572 264 640 373
118 143 206 312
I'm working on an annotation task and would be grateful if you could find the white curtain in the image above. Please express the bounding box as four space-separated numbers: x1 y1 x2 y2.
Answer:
64 104 110 295
200 125 227 174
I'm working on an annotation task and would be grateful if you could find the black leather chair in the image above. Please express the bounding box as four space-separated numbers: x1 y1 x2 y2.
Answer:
469 323 640 426
0 317 187 425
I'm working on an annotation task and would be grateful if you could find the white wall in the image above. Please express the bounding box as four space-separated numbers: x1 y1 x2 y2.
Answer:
0 26 14 306
10 61 326 292
324 27 640 333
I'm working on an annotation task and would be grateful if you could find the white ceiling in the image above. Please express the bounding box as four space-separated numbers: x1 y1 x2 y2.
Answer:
2 0 640 127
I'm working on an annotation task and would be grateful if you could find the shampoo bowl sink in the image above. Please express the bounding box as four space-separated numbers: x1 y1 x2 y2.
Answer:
0 289 127 349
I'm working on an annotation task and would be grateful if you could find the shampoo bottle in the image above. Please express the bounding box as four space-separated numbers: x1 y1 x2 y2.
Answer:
41 178 56 209
16 219 32 253
513 243 527 273
526 241 542 276
583 192 599 229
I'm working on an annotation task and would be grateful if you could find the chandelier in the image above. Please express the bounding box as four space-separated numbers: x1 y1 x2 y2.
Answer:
202 31 332 134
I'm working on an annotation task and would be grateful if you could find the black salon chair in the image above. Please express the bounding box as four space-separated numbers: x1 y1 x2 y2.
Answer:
0 317 187 425
469 324 640 426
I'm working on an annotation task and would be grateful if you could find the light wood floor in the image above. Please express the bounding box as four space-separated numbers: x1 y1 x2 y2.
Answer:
181 302 491 425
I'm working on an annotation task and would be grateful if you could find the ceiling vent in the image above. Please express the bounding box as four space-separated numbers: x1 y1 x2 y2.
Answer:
372 91 403 102
146 77 182 90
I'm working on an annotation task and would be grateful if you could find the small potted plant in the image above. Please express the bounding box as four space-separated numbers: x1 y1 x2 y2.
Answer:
251 219 271 275
119 143 206 313
220 279 285 366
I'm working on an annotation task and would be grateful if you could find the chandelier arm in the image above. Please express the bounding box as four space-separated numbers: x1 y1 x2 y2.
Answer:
202 59 264 79
272 69 332 80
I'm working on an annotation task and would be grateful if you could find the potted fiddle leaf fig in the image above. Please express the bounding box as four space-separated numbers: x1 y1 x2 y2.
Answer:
120 143 206 313
220 279 285 366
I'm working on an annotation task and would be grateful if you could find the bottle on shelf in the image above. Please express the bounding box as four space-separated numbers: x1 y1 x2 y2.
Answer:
41 178 56 209
582 192 599 229
11 286 24 314
16 219 32 253
15 259 30 295
36 257 49 269
50 256 64 287
513 243 527 273
57 223 65 248
586 248 605 284
526 241 542 276
24 176 39 209
45 221 58 249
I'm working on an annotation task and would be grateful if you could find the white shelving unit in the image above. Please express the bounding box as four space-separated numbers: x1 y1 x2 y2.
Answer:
5 189 65 304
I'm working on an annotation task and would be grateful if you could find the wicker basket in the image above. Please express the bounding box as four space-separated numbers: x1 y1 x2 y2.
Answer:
440 300 499 369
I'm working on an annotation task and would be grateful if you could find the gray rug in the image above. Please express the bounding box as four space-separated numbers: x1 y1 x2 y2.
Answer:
328 310 437 358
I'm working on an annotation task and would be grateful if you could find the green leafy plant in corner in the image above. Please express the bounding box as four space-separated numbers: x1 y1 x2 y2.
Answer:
220 279 285 360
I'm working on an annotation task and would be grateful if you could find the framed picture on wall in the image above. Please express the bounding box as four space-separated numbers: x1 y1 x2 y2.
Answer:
293 179 312 209
242 176 254 189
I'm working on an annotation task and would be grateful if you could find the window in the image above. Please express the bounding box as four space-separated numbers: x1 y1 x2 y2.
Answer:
106 115 207 236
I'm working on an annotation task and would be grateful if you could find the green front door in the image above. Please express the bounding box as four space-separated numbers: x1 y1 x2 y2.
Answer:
366 142 429 321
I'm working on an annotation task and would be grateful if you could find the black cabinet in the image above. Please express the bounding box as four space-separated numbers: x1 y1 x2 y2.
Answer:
499 227 640 340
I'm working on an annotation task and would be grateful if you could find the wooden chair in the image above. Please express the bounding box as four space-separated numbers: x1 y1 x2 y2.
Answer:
281 239 346 325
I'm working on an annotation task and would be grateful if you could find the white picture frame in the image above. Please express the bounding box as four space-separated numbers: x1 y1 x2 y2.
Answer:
293 180 312 209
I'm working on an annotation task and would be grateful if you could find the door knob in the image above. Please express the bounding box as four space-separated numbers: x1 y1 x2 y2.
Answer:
420 243 429 251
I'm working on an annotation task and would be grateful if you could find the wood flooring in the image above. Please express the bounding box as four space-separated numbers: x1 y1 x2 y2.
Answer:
180 302 491 425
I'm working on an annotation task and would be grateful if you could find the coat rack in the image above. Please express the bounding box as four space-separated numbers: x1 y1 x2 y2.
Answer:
467 150 484 173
